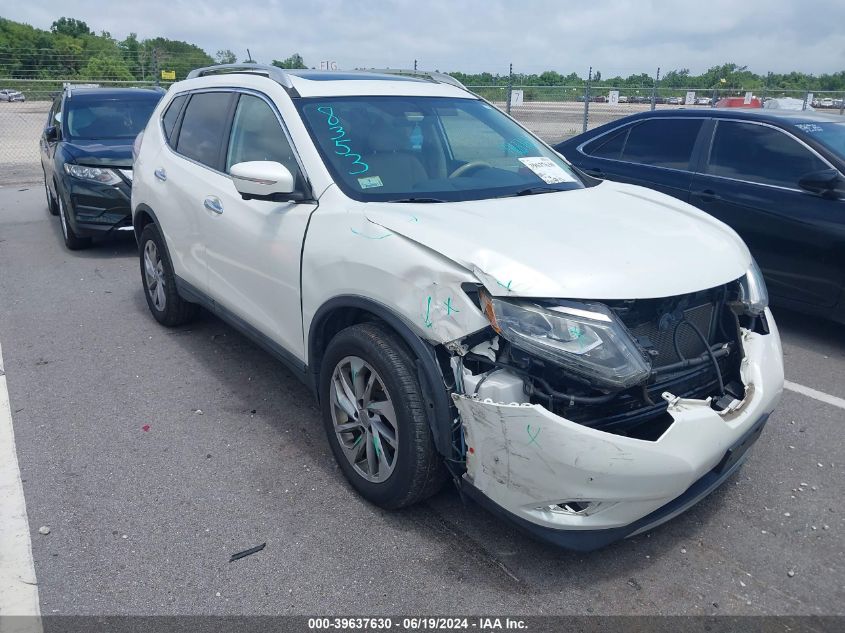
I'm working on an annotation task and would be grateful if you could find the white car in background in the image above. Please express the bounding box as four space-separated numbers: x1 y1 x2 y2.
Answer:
131 65 783 550
0 89 25 102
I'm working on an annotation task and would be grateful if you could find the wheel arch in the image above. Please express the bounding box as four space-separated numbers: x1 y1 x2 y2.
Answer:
132 203 160 245
308 296 456 460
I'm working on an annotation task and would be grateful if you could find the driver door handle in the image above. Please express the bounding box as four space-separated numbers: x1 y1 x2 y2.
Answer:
154 168 167 182
203 196 224 215
693 189 720 203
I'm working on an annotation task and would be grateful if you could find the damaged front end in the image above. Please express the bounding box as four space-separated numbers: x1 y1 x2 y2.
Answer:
442 269 783 550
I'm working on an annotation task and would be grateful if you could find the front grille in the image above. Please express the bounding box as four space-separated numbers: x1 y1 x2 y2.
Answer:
628 302 715 368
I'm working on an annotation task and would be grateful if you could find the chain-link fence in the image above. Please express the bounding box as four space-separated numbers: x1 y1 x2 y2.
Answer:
2 57 845 185
472 85 845 146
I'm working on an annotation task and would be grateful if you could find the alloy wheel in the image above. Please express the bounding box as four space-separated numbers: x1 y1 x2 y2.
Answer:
330 355 399 483
143 240 167 311
58 196 68 240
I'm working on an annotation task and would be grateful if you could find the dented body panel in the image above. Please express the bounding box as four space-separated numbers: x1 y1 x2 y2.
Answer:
453 309 783 537
364 181 752 299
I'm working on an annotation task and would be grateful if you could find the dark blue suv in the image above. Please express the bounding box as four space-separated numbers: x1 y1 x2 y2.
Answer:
556 109 845 323
40 86 163 249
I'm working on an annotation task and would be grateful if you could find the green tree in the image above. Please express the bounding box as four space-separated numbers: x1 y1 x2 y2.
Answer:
216 49 237 64
82 54 134 81
272 53 306 69
50 17 92 38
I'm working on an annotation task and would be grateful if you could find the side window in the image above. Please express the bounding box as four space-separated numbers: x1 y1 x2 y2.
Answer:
585 126 629 159
161 94 187 145
175 92 232 168
620 118 703 170
706 121 828 188
225 94 300 179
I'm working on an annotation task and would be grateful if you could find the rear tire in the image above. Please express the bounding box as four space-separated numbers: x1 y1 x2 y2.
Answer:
57 192 91 250
139 223 199 326
319 323 446 509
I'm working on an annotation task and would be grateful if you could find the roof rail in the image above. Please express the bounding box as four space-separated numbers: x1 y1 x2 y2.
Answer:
186 63 297 92
365 69 467 90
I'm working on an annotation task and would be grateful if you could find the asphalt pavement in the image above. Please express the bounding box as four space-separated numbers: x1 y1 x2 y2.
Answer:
0 184 842 616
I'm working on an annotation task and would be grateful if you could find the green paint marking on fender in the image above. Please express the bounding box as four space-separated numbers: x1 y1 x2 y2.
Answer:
424 296 433 328
526 424 541 446
350 227 393 240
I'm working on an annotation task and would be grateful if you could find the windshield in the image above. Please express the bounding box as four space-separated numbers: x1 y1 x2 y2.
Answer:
65 96 160 140
795 121 845 157
296 96 583 202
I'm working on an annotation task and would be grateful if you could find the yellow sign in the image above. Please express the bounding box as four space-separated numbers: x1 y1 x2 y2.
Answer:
160 70 176 80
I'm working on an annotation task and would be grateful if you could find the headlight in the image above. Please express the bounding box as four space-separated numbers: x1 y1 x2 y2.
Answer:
64 164 121 185
738 259 769 316
479 290 651 390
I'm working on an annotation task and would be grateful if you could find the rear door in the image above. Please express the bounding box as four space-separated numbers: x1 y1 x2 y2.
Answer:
690 119 844 308
574 117 705 202
157 90 235 294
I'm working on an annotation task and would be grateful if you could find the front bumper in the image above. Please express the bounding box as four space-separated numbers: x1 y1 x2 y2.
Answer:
453 309 784 550
65 173 133 236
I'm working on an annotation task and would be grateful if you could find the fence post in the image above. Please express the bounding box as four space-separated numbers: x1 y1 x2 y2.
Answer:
803 90 809 111
711 87 717 108
153 49 160 86
839 91 844 116
506 63 513 115
583 66 592 133
651 67 660 111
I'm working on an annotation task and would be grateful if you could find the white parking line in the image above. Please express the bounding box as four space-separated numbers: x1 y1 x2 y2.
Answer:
0 339 42 627
784 380 845 411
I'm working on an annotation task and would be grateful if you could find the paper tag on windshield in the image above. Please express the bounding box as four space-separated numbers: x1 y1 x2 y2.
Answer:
357 176 383 189
518 157 576 184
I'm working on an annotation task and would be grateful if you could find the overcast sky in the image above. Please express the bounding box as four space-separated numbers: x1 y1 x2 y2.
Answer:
5 0 844 76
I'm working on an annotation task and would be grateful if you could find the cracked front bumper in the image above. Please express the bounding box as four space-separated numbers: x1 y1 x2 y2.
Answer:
453 309 784 551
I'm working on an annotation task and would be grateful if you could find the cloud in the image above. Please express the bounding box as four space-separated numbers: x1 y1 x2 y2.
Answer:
3 0 843 75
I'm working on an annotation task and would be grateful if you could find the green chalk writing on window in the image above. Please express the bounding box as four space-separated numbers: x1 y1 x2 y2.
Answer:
316 106 369 175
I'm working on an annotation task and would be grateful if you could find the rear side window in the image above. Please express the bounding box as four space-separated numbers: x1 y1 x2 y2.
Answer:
161 94 187 144
621 119 703 170
175 92 232 168
706 121 828 188
585 126 628 159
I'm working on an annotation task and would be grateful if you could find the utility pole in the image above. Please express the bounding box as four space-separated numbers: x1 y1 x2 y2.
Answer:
506 63 513 115
651 67 660 110
414 59 417 71
583 66 592 133
153 48 160 86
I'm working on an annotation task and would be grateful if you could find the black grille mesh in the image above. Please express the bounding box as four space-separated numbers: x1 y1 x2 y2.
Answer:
629 303 714 368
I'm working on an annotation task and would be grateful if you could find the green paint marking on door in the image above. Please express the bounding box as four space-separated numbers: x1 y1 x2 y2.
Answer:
424 296 433 328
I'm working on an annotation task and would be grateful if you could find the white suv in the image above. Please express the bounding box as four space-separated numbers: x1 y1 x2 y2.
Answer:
132 65 784 550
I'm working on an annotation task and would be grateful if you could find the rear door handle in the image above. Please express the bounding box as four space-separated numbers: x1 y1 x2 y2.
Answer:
693 189 720 202
154 168 167 182
203 196 224 215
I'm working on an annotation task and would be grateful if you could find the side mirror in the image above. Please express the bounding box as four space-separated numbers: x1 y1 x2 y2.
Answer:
798 169 843 199
230 161 306 202
45 126 59 142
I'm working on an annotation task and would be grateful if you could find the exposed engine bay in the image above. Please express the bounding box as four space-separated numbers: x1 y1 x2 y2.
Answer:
444 278 770 454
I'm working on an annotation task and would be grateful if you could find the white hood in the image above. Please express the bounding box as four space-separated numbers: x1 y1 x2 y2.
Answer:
364 180 751 299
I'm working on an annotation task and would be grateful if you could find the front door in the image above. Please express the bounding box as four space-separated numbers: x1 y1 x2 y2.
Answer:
202 92 316 361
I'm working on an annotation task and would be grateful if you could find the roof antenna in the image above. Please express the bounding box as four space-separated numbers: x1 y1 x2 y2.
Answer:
245 49 255 63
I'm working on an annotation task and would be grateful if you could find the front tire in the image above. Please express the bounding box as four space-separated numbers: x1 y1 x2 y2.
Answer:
57 192 91 250
138 223 198 326
320 323 446 509
44 176 58 215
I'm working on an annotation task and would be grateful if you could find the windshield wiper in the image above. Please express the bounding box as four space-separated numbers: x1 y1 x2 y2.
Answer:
498 186 564 198
386 197 448 203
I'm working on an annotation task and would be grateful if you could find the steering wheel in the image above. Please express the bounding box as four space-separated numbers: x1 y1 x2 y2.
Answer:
449 161 493 179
